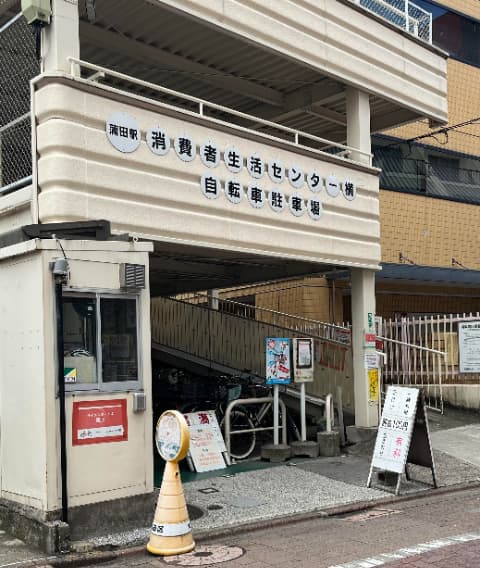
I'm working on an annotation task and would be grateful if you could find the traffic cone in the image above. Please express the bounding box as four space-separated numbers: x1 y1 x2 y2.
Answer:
147 460 195 556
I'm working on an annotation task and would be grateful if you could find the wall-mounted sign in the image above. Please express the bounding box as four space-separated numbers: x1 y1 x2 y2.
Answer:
368 368 379 401
458 321 480 373
326 174 340 197
364 352 379 369
334 328 352 346
72 399 128 445
317 340 347 371
367 312 374 332
146 125 170 156
266 338 291 385
364 333 376 347
106 112 140 153
105 112 361 226
64 367 77 383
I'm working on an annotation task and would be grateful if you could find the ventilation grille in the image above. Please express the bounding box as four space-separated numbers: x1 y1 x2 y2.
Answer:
120 264 146 289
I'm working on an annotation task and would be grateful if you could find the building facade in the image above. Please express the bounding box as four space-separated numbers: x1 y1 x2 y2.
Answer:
0 0 447 550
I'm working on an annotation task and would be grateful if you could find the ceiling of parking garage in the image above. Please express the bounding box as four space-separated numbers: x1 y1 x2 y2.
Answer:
74 0 421 144
148 241 338 296
0 0 422 146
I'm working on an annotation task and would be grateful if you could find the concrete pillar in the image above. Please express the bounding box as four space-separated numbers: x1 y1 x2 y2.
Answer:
207 289 219 311
346 87 371 165
41 0 79 75
350 267 378 428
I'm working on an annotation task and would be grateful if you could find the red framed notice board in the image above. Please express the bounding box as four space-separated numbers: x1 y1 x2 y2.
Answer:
72 399 128 446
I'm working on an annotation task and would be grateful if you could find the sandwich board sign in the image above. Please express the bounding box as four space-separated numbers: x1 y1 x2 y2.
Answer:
183 411 229 472
367 386 437 495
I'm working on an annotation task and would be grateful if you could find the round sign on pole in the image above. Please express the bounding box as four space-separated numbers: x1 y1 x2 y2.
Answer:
155 410 190 462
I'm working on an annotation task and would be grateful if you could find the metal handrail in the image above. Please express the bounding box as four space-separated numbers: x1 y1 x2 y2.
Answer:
224 396 287 459
209 296 352 332
0 175 32 196
66 57 373 166
378 335 447 360
172 292 351 336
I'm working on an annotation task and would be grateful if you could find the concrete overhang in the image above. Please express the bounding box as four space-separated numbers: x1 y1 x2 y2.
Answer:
2 0 448 147
72 0 447 147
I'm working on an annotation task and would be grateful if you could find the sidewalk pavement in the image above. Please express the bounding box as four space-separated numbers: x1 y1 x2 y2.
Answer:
2 406 480 567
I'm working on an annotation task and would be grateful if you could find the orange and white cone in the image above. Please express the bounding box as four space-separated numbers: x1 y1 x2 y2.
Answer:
146 460 195 556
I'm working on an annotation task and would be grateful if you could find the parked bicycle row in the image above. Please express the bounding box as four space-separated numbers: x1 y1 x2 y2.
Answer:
152 365 301 460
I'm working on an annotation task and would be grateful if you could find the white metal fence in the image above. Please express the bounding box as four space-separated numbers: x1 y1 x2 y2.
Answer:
351 0 432 43
378 313 480 412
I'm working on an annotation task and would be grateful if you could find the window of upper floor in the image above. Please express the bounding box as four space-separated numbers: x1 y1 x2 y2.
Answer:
416 0 480 67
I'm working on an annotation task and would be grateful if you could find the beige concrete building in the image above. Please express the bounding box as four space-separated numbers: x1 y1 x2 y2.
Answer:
0 0 449 550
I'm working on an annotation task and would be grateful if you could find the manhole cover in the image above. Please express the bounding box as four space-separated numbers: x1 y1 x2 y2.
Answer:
229 496 265 508
163 545 245 565
343 508 401 522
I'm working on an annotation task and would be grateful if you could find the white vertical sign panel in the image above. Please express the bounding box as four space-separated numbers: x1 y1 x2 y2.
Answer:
459 322 480 373
371 386 419 474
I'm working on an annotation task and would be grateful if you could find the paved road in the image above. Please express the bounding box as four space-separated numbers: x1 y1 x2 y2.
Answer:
63 486 480 567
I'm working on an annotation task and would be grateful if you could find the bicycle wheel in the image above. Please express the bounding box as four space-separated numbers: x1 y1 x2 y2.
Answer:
221 408 256 461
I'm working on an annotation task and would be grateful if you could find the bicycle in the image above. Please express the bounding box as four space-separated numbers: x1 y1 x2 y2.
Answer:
179 374 301 461
179 376 257 461
236 381 301 449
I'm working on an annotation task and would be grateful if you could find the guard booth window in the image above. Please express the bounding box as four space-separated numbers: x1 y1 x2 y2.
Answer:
63 294 139 390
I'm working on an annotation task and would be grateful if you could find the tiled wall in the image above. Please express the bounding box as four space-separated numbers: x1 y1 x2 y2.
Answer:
380 189 480 269
437 0 480 19
385 60 480 157
376 282 480 319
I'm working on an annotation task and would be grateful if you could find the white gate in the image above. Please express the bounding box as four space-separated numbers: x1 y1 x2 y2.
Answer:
377 313 480 413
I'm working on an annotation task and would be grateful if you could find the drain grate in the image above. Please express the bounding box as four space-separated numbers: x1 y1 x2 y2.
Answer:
343 508 401 522
163 545 245 565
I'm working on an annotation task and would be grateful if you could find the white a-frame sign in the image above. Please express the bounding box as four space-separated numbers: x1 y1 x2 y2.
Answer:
367 386 437 495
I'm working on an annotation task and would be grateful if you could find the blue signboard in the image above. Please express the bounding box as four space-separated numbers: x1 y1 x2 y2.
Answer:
266 338 292 385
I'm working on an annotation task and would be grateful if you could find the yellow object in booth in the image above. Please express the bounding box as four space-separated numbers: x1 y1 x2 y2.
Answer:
147 410 195 556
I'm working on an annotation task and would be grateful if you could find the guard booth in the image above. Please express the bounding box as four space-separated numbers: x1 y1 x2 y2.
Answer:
0 234 154 550
0 0 447 552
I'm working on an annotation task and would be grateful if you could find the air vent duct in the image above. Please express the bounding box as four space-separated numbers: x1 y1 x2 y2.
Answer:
120 263 146 289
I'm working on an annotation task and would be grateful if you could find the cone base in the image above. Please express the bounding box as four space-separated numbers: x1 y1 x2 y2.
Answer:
147 539 195 556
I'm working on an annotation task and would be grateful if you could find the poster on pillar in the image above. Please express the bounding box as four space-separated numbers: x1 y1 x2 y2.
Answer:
266 338 292 385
